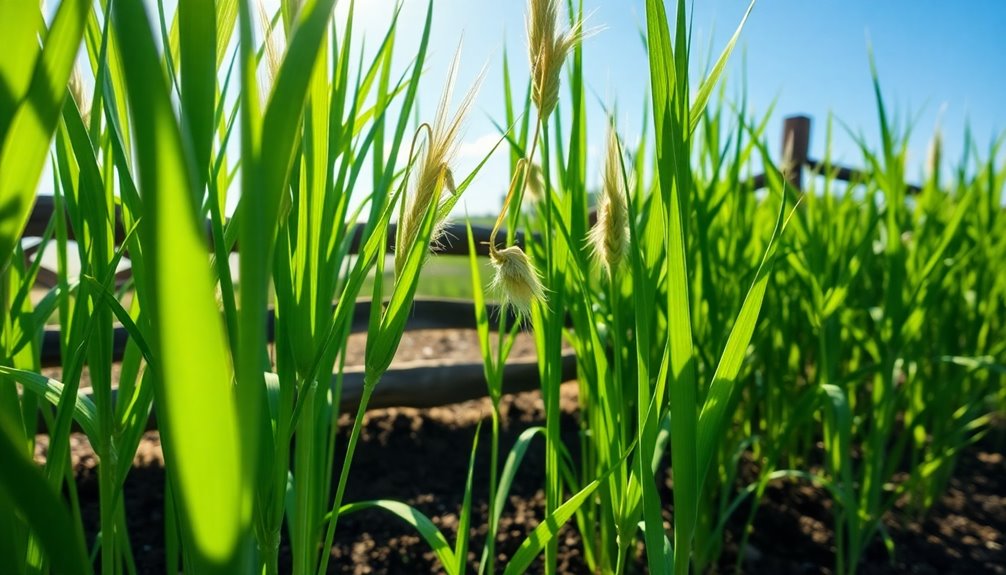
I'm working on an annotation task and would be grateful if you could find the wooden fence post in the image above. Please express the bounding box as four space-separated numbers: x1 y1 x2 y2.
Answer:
781 115 811 191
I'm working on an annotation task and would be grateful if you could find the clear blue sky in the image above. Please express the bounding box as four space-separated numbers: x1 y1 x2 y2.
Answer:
51 1 1006 215
341 0 1006 214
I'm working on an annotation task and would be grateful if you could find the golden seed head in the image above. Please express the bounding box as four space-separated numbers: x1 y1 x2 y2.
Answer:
527 0 558 71
589 126 629 274
397 49 483 277
399 160 450 274
68 66 91 125
526 0 588 120
490 245 546 318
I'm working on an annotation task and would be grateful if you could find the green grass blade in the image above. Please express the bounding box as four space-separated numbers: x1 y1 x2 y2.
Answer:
0 367 99 439
0 0 41 144
492 427 545 534
696 195 795 486
260 0 339 218
339 500 458 575
0 0 88 271
0 424 92 575
502 473 609 575
113 0 245 570
464 218 498 393
178 0 217 191
688 1 754 135
646 0 699 571
454 423 482 573
80 275 154 366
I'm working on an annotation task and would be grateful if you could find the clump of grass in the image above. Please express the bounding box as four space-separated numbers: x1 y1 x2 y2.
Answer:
0 1 1003 575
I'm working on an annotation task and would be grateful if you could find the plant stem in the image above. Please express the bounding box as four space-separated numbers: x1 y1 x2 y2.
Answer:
485 404 500 575
538 120 560 575
316 373 379 575
98 443 117 575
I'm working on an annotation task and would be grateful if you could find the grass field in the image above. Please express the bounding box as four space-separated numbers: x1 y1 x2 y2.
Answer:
0 1 1002 574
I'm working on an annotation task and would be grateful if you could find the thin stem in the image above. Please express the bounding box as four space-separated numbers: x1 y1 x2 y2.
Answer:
538 118 560 575
316 374 379 575
608 268 625 448
490 113 543 254
489 159 527 253
98 447 117 575
486 405 501 575
292 383 318 575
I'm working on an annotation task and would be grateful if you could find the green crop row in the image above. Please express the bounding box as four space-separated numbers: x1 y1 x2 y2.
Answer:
0 0 1002 574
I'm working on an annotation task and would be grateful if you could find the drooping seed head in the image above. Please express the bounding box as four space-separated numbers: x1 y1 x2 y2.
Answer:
490 245 546 318
589 126 629 275
397 48 483 277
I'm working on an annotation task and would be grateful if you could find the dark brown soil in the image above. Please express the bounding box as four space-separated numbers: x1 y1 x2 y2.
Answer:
37 329 1005 574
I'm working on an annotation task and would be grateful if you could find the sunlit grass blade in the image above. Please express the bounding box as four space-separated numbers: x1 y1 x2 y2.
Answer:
338 501 458 575
0 0 41 133
177 0 217 191
696 192 798 486
645 0 700 571
0 425 92 575
502 455 625 575
113 0 246 571
688 1 754 135
0 0 88 270
0 367 99 439
454 423 481 574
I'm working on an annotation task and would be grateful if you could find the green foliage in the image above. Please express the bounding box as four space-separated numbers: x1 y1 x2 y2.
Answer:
0 1 1002 575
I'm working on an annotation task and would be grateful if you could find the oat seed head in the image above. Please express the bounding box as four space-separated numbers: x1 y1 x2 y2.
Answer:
526 0 591 121
396 46 484 276
589 125 629 275
68 66 91 125
490 245 546 318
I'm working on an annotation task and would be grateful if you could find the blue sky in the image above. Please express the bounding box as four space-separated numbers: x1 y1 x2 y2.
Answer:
51 1 1006 215
341 0 1006 214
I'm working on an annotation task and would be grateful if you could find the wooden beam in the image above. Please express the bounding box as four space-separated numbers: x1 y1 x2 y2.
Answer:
781 115 811 191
